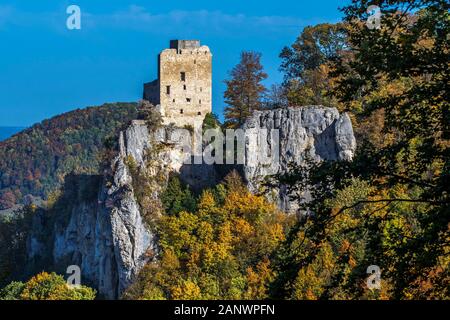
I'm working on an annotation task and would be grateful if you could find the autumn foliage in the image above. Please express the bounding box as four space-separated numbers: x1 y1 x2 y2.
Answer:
124 172 291 300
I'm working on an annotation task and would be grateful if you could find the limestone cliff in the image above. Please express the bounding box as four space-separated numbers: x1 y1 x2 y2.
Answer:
242 106 356 213
27 121 159 299
26 120 215 299
24 106 355 299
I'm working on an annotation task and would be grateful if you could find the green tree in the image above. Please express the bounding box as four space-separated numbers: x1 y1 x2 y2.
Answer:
279 23 348 106
1 272 96 300
161 176 197 215
0 282 25 300
273 0 449 300
0 206 34 286
332 0 449 299
202 113 221 131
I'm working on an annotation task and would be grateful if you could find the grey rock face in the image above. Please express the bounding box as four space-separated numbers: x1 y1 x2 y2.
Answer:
51 197 117 298
242 106 356 213
35 120 216 299
106 155 155 297
122 122 152 166
27 121 159 299
149 122 218 191
335 113 357 161
24 106 355 298
88 121 157 298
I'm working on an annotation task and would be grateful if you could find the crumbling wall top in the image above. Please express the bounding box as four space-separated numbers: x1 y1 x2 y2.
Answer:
169 40 201 53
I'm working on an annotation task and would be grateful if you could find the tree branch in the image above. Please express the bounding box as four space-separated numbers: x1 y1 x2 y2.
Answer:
331 198 448 220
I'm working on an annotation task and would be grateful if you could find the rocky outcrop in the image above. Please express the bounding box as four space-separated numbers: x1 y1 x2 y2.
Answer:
27 121 159 299
51 194 117 298
24 106 355 298
26 120 218 299
242 106 356 213
103 156 155 297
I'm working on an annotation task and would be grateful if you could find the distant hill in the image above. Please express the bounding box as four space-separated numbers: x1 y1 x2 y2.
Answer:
0 102 139 210
0 127 26 141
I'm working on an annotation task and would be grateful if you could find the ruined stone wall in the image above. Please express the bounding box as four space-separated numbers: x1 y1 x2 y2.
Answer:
159 45 212 127
143 79 159 105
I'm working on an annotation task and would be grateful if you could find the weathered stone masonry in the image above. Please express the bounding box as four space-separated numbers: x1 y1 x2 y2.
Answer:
144 40 212 127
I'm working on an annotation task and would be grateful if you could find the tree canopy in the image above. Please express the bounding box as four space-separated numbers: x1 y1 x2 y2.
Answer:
0 272 96 300
271 0 449 299
224 52 268 128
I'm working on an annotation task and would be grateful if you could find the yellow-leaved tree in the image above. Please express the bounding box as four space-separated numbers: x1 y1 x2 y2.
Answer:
124 171 291 300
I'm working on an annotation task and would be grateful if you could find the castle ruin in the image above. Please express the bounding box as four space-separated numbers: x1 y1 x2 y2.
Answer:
143 40 212 127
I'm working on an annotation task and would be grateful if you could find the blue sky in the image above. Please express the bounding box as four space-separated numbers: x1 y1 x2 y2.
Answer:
0 0 348 126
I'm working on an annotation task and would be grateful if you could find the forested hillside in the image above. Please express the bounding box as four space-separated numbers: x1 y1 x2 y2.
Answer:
0 103 139 209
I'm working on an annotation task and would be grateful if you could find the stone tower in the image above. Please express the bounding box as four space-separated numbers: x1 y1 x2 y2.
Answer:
143 40 212 127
